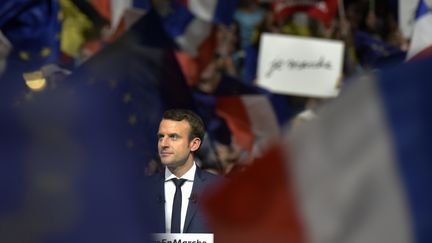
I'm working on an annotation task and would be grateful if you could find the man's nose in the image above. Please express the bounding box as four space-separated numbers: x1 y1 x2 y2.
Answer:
159 137 169 147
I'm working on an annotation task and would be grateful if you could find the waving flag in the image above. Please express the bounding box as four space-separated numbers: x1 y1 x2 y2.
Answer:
0 10 194 242
179 0 237 25
204 56 432 243
0 0 61 114
89 0 151 40
211 75 292 158
153 0 236 56
0 0 61 73
406 0 432 60
153 0 237 85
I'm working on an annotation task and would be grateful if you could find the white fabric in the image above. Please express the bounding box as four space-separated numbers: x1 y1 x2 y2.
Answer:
110 0 133 31
241 95 280 157
289 75 413 243
175 18 212 57
188 0 218 22
406 1 432 60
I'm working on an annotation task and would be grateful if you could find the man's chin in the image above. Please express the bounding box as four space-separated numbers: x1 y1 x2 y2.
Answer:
160 160 171 166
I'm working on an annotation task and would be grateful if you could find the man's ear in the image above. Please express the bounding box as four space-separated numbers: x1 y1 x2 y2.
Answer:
190 138 201 152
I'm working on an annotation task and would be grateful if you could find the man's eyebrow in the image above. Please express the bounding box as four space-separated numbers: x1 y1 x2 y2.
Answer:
157 132 181 137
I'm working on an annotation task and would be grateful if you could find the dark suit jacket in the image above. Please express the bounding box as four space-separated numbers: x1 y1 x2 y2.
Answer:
143 166 220 233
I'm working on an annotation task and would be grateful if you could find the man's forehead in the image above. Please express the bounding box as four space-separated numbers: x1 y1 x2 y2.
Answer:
159 119 191 131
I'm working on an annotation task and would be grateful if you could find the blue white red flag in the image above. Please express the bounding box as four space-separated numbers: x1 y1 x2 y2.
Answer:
212 75 292 158
406 0 432 60
152 0 237 85
204 56 432 243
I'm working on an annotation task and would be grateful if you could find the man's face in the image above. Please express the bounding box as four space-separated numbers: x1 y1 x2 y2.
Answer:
157 119 200 169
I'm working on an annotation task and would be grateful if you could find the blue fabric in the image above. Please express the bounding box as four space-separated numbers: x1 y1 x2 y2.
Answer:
243 45 258 84
213 0 238 25
158 1 194 39
133 0 151 9
215 74 293 126
0 0 61 126
131 0 237 25
355 31 406 69
0 10 194 242
378 56 432 243
193 92 232 145
0 0 35 27
1 0 61 73
416 0 429 18
155 0 237 52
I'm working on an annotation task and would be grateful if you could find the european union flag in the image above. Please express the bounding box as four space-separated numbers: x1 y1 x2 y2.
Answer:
0 10 194 243
0 0 61 106
0 0 61 73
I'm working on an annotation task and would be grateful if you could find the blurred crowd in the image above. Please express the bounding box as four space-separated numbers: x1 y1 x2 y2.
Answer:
0 0 413 176
189 0 409 176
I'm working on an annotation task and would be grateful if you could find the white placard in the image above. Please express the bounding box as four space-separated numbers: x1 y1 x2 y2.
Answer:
257 33 344 98
152 233 213 243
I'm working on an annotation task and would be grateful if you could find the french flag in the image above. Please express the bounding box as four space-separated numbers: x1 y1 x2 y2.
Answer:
406 0 432 61
157 0 237 56
156 0 237 85
204 56 432 243
179 0 238 25
92 0 237 56
213 75 291 158
215 95 281 157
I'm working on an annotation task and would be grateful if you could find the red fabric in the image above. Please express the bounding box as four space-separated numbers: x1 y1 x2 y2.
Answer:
90 0 112 22
108 17 126 42
216 96 255 152
175 27 217 86
273 0 339 27
204 144 306 243
409 45 432 62
178 0 189 6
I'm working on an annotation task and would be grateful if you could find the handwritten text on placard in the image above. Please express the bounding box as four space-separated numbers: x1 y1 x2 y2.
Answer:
257 33 344 98
265 57 332 78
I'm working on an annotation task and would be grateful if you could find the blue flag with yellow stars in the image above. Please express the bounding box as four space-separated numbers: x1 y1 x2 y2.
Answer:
0 0 61 106
0 0 61 72
0 9 194 243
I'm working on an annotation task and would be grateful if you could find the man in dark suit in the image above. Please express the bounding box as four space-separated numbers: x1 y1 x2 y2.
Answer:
145 109 220 233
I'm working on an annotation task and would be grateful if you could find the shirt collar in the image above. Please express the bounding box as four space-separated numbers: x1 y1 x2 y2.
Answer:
165 162 196 182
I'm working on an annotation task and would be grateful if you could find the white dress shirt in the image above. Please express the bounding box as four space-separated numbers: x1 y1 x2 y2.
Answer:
164 162 196 233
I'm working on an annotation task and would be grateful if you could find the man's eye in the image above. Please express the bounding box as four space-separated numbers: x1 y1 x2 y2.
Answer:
170 135 178 140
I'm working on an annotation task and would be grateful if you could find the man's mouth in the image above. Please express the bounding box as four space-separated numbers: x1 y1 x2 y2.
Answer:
160 151 172 157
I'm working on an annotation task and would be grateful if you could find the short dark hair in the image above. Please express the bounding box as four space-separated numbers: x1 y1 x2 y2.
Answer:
162 109 205 142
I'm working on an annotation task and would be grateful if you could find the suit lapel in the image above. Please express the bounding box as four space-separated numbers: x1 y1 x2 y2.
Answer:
154 171 166 232
183 167 206 233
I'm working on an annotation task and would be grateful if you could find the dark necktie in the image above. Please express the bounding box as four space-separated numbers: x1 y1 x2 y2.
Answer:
171 178 187 233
